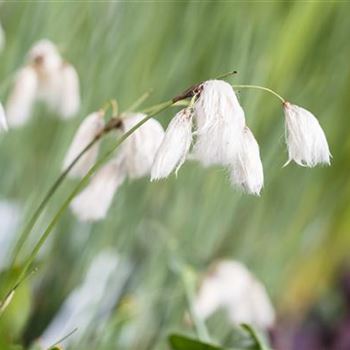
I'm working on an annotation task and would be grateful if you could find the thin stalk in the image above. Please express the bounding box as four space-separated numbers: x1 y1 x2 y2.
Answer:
126 89 153 112
232 84 286 103
10 136 100 267
12 100 174 289
181 267 210 342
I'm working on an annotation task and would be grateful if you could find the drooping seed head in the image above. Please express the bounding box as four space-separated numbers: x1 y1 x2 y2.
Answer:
284 102 331 167
151 108 193 180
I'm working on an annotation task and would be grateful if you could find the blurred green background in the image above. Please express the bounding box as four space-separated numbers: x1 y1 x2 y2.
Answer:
0 1 349 349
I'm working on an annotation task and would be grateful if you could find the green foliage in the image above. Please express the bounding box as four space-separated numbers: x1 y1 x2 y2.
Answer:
169 334 227 350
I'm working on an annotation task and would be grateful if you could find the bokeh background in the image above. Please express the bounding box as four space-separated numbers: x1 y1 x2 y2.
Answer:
0 2 349 349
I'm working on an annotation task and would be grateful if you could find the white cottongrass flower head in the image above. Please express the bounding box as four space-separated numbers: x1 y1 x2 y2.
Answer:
70 113 164 221
193 79 246 167
120 113 165 179
70 158 126 222
284 102 331 167
0 21 5 52
151 107 193 180
6 39 80 127
193 260 275 331
0 102 8 132
230 127 264 195
63 110 105 179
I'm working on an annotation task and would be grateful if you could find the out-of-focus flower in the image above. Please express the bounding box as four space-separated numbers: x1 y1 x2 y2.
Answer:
63 111 105 178
0 21 5 52
120 113 165 179
193 260 275 331
70 113 164 222
151 108 193 180
5 67 38 127
6 39 80 127
39 250 132 348
284 102 331 167
193 80 246 167
70 158 126 222
230 127 264 195
0 102 8 132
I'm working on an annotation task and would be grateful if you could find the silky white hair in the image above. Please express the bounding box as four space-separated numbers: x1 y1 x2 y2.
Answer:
151 108 193 180
284 102 331 167
193 80 246 166
230 127 264 195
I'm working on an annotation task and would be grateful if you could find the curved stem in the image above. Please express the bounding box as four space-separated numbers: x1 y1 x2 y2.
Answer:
232 84 286 103
10 136 101 267
12 100 174 289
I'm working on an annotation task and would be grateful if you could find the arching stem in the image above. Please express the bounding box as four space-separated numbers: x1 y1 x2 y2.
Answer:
232 84 286 103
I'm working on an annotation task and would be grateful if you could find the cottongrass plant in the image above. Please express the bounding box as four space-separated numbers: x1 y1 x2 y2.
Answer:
6 39 80 127
1 72 331 349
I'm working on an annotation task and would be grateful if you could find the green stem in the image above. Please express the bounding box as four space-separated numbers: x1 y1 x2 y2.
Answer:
232 84 286 103
12 100 174 289
127 90 153 112
181 267 210 342
10 136 101 267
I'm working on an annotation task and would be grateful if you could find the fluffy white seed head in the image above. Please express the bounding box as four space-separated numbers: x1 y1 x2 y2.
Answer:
120 113 165 179
0 22 5 52
193 80 246 166
70 158 126 222
57 63 81 119
27 39 62 72
230 127 264 196
6 66 38 128
63 111 105 179
284 102 331 167
193 260 275 330
0 102 8 132
151 108 193 180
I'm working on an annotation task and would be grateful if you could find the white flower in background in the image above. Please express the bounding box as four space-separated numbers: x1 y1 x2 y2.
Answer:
70 158 126 222
0 21 5 52
284 102 331 167
193 80 246 167
121 113 165 178
230 127 264 196
70 113 164 222
193 260 275 331
58 63 81 119
0 102 8 132
6 39 80 127
151 108 193 180
5 67 38 127
63 111 105 178
39 250 132 349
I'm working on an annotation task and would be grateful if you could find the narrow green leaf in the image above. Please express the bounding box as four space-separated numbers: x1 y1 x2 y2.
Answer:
168 334 225 350
240 324 271 350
